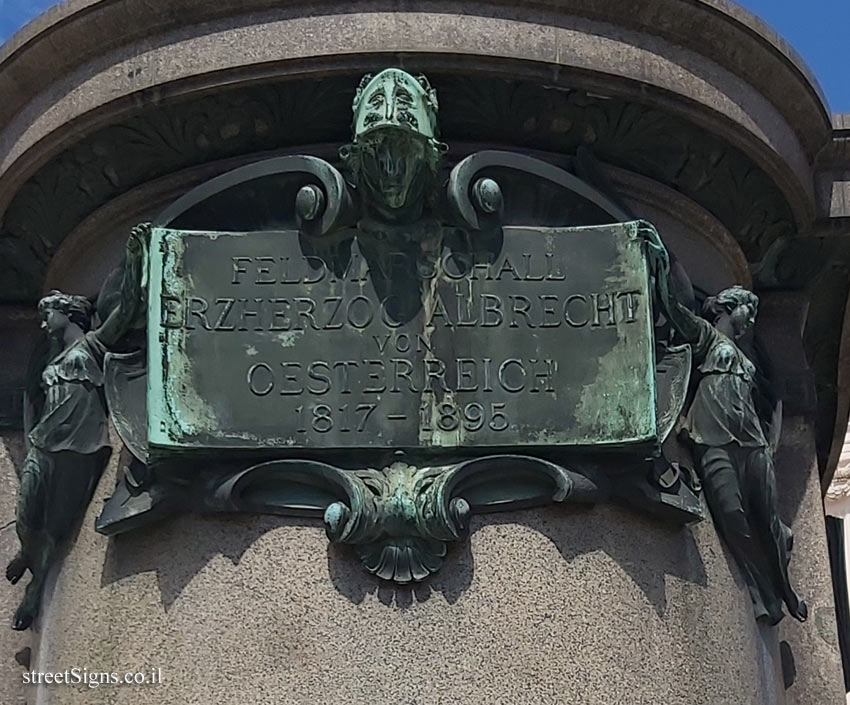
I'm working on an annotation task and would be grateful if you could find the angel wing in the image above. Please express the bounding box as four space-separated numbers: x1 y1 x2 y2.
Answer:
92 224 151 462
103 349 147 463
655 344 692 442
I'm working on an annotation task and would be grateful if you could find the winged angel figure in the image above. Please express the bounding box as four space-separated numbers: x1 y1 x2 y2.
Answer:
643 223 806 624
5 224 149 630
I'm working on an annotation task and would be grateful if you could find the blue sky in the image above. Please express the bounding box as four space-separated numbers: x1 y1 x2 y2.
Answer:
737 0 849 113
0 0 847 112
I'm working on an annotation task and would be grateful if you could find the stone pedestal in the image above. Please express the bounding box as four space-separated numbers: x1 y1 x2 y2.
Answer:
776 418 846 705
10 454 793 705
758 291 847 705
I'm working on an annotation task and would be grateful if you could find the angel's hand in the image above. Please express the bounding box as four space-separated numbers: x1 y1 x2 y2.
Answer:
95 223 152 345
122 222 151 313
638 222 670 280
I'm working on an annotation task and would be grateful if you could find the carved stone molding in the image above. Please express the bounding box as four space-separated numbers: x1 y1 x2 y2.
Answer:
201 456 600 584
95 450 703 584
1 77 797 302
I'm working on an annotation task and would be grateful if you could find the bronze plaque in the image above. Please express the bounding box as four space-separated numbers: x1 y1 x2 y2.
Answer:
148 223 656 449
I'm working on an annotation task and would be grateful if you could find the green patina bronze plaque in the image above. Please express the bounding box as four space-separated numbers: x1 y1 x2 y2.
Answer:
148 222 656 449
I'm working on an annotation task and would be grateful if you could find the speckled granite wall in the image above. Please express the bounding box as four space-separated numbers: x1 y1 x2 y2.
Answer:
1 432 30 705
9 449 793 705
777 418 846 705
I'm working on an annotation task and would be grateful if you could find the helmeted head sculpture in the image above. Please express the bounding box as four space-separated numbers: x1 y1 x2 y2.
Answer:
351 68 440 139
340 69 446 218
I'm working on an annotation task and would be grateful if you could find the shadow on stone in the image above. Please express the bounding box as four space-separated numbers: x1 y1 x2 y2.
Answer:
14 646 30 669
327 503 707 618
471 505 707 619
98 499 707 618
780 640 796 689
100 513 317 610
774 426 815 523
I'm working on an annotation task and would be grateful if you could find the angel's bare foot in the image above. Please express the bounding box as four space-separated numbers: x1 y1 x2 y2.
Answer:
12 604 34 631
6 554 26 584
12 579 43 631
788 595 808 623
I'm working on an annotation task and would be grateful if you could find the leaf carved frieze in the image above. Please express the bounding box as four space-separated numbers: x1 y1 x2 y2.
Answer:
0 75 796 302
437 78 796 260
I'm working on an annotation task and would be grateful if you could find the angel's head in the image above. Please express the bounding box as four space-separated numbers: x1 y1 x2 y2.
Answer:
38 290 93 336
702 285 758 340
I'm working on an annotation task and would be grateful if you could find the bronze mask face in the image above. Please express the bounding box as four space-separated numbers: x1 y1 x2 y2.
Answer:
342 69 445 215
357 130 428 210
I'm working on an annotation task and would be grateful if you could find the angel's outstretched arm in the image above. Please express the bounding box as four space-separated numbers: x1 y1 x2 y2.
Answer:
638 221 702 343
95 223 150 347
